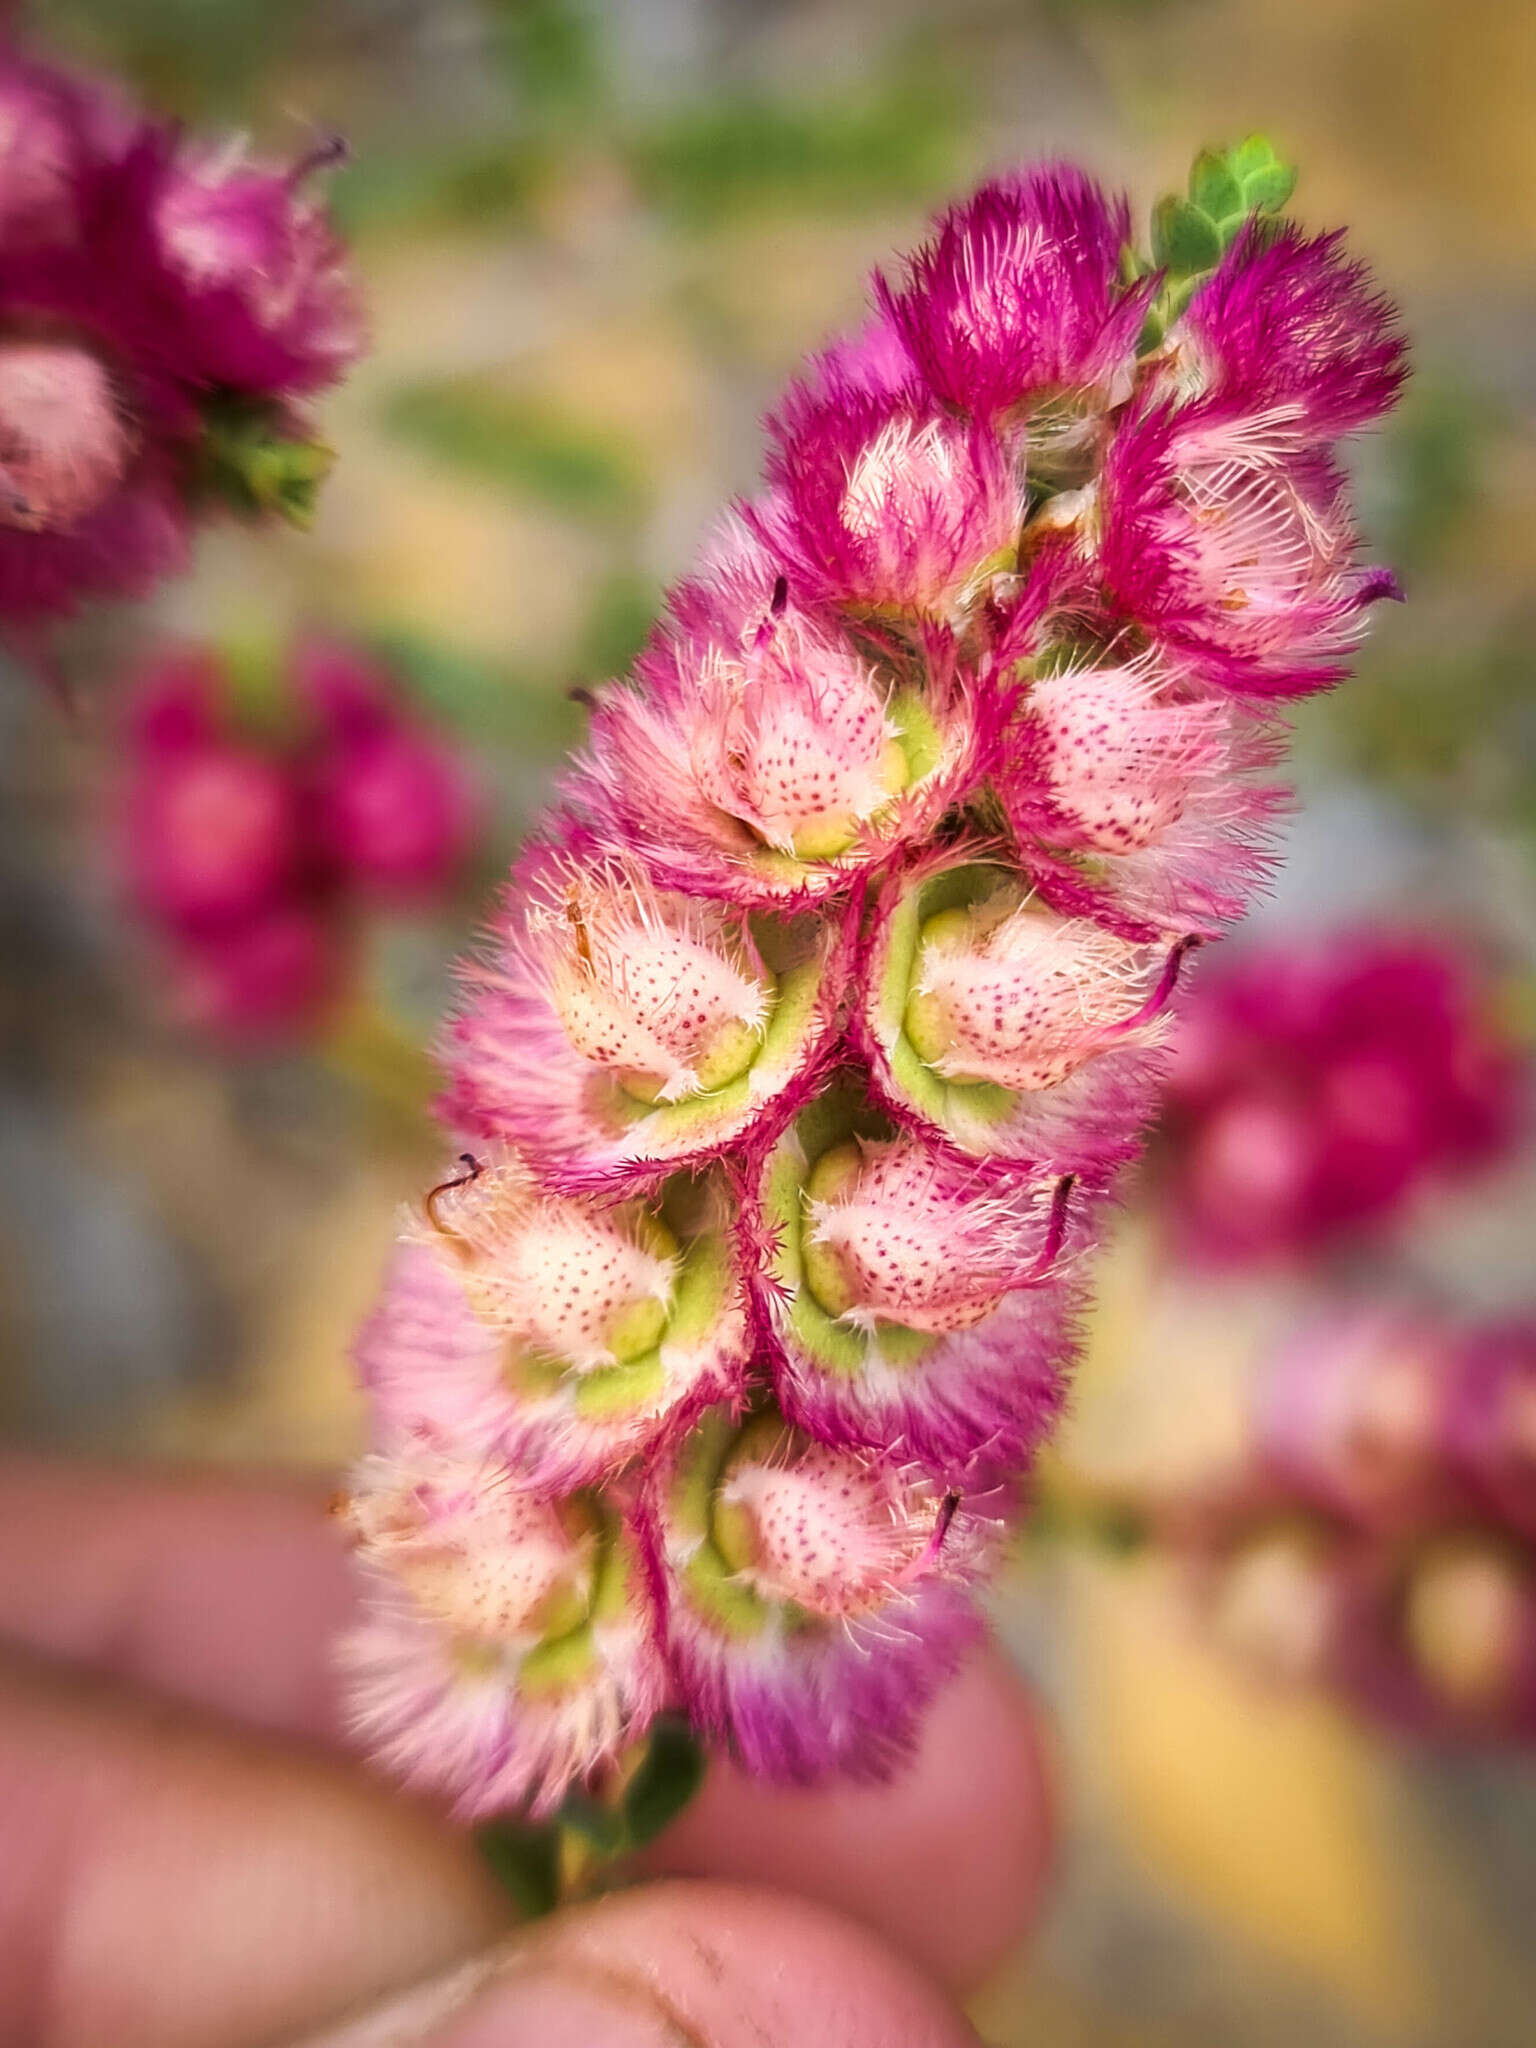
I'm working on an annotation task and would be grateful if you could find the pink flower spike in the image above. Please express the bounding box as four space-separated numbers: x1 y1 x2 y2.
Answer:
876 162 1151 424
758 382 1021 620
440 844 839 1195
637 1402 993 1783
338 1450 668 1819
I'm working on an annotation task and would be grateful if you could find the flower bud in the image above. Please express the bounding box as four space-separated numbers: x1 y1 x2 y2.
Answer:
750 1089 1076 1478
340 1450 667 1819
360 1156 750 1489
875 164 1149 426
760 384 1021 618
154 141 362 394
1002 651 1283 938
573 571 979 905
0 340 133 533
1174 220 1406 440
857 853 1189 1173
442 849 836 1193
642 1402 988 1781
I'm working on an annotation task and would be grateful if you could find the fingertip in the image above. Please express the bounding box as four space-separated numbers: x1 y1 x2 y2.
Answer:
637 1644 1056 1994
309 1883 980 2048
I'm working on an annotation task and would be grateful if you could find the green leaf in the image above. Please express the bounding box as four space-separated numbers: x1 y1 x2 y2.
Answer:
1151 194 1222 276
622 1715 707 1849
1241 160 1298 213
476 1819 562 1919
1229 132 1280 180
1188 148 1241 222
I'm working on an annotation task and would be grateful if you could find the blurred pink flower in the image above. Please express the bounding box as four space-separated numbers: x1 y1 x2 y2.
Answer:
1156 929 1525 1264
116 637 477 1046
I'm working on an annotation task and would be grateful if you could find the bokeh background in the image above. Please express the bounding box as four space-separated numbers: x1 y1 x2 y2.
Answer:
4 2 1535 2042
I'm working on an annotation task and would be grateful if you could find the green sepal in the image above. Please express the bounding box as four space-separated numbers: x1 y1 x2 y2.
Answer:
1151 194 1222 277
621 1714 707 1848
473 1715 708 1918
200 394 335 530
476 1818 562 1918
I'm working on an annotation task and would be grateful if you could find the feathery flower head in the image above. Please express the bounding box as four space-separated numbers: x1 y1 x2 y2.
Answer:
441 844 836 1193
1098 401 1397 697
361 1153 750 1490
153 135 361 397
341 1450 667 1819
857 852 1190 1172
640 1401 989 1781
1173 220 1407 440
875 164 1149 426
759 382 1021 618
0 48 360 635
752 1085 1076 1476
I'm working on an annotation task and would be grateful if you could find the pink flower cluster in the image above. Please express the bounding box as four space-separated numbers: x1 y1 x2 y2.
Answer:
1182 1306 1536 1742
120 640 476 1041
344 152 1406 1818
1157 929 1524 1265
0 46 360 641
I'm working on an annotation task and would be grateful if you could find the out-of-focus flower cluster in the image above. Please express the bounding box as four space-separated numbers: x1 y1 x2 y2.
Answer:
119 641 477 1042
1174 1305 1536 1742
1155 930 1526 1265
341 144 1408 1820
0 44 359 652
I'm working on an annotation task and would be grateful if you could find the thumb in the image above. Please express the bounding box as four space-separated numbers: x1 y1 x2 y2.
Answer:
299 1880 981 2047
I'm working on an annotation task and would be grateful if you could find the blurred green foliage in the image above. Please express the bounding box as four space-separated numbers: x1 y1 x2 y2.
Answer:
626 70 961 224
381 377 649 525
